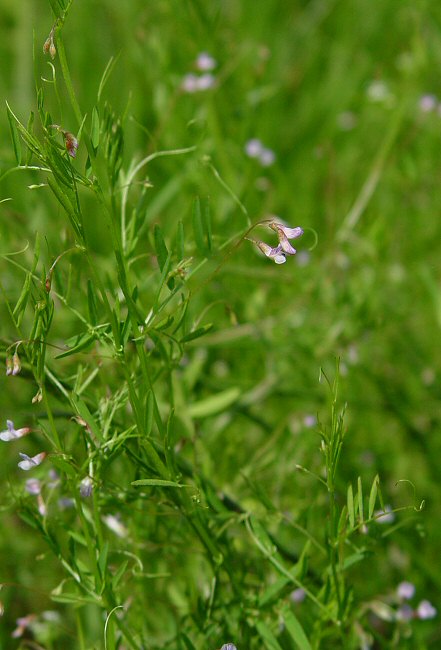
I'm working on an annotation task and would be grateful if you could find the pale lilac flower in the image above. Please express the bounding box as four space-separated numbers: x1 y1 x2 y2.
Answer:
397 581 415 600
12 614 36 638
221 645 237 650
419 94 437 113
303 414 316 428
375 505 395 524
397 604 414 621
0 420 31 442
197 73 216 90
417 600 437 620
259 148 276 167
18 452 46 471
245 138 263 158
181 73 199 93
269 222 304 254
25 478 41 495
251 240 286 264
290 588 306 603
196 52 216 71
80 476 93 497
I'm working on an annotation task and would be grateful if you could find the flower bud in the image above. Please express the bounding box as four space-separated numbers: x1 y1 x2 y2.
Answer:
12 352 21 376
5 357 13 376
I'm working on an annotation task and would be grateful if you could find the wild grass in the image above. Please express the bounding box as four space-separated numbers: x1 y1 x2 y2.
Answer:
1 1 441 648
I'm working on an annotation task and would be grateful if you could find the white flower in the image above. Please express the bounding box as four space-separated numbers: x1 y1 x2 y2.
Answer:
245 138 263 158
18 452 46 471
259 148 276 167
0 420 31 442
397 581 416 600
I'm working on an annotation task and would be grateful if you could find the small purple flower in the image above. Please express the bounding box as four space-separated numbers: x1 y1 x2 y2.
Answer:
18 452 46 471
196 52 216 71
80 476 93 498
397 604 414 621
303 414 316 428
0 420 31 442
419 94 437 113
197 72 216 90
290 588 306 603
181 73 199 93
58 497 75 510
259 148 276 167
397 581 415 600
417 600 437 620
25 478 41 495
220 645 237 650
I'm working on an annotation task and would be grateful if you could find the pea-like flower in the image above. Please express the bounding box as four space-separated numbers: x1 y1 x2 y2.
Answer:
269 222 304 254
0 420 31 442
18 452 46 471
248 239 286 264
397 581 416 600
220 644 237 650
247 221 304 264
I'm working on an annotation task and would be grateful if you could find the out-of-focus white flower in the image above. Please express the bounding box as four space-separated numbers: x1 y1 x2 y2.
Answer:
103 514 128 538
18 452 46 471
337 111 357 131
259 148 276 167
196 52 216 71
366 80 392 103
245 138 263 158
375 505 395 524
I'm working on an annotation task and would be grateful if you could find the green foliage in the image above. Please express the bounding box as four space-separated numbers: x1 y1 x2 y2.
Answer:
0 0 440 649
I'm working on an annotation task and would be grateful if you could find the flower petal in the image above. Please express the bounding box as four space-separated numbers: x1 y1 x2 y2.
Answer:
269 222 304 240
18 452 46 471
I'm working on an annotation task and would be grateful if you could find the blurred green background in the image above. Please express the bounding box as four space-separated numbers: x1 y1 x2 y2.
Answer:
1 0 441 647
